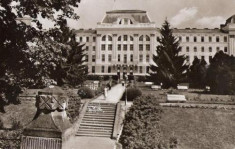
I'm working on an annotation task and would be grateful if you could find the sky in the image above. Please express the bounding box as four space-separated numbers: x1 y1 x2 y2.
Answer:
65 0 235 29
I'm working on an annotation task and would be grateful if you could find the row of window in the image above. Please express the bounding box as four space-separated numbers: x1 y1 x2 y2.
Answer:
78 35 228 43
179 36 228 43
186 55 213 63
91 66 149 74
182 46 228 53
101 44 151 51
96 54 151 63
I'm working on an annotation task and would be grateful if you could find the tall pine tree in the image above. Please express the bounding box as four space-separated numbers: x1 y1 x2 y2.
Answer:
149 20 189 88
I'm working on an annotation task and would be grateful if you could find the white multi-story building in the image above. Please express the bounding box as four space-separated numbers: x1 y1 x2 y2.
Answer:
75 10 235 76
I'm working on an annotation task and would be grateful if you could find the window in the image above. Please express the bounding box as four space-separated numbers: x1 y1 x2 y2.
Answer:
86 46 89 51
224 36 228 42
179 47 182 52
118 44 121 51
92 55 95 62
108 36 112 41
118 36 121 41
194 56 197 60
209 47 212 52
139 44 143 51
80 37 82 42
209 36 212 42
124 35 128 41
108 66 111 73
139 66 143 73
86 37 89 42
146 66 149 73
130 54 133 62
201 47 204 52
146 45 150 51
102 36 106 41
216 47 220 52
139 35 143 41
130 44 133 51
130 36 133 41
216 36 220 42
194 47 197 52
93 37 96 42
108 45 112 51
186 36 189 42
101 44 105 51
139 55 143 62
102 54 105 62
101 66 105 73
201 36 204 42
224 47 228 52
146 35 150 41
178 36 182 42
108 54 112 62
123 44 127 51
92 66 95 73
201 56 205 60
118 54 121 62
194 36 197 42
93 46 96 51
146 55 150 62
124 54 127 63
156 36 160 42
85 55 88 62
186 46 189 52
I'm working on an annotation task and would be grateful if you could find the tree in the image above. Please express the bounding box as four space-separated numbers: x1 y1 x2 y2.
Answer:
206 51 235 95
59 37 88 87
188 57 207 88
0 0 82 110
149 20 189 88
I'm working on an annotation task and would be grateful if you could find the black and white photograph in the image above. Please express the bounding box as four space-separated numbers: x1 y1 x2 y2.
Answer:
0 0 235 148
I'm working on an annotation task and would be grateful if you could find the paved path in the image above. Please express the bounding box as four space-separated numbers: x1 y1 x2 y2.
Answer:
93 84 125 103
63 84 125 149
63 137 115 149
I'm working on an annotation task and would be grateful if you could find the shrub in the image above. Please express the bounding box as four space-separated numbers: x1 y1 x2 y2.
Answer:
66 89 81 123
10 116 22 130
120 95 163 149
0 119 3 129
122 87 142 101
95 85 105 96
77 87 95 99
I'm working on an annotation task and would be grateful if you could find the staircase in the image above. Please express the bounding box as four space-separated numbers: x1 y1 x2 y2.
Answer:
76 102 117 138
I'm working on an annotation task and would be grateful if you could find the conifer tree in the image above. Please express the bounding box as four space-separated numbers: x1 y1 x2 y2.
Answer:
149 20 189 88
188 57 207 88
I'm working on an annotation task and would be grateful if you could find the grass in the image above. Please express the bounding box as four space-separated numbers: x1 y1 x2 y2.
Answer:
160 108 235 149
0 101 36 129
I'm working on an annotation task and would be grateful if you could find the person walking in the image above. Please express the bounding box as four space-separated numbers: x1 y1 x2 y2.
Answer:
104 86 108 99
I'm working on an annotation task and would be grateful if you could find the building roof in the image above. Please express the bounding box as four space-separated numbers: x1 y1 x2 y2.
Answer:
102 9 151 24
106 10 146 14
225 15 235 25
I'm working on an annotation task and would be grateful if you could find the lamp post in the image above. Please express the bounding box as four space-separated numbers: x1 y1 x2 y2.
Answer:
125 74 128 107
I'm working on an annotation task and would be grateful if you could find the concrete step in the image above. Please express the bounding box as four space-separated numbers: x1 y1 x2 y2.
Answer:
82 118 114 122
80 123 113 127
78 126 113 130
83 120 113 124
75 133 111 137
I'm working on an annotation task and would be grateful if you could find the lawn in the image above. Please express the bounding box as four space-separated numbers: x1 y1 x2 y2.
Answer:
0 100 36 129
160 108 235 149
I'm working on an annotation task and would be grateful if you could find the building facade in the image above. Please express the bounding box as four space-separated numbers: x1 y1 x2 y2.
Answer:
75 10 235 76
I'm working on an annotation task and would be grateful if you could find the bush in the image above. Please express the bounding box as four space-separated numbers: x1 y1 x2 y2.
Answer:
0 119 3 129
120 95 163 149
122 87 142 101
77 87 95 99
95 85 105 96
10 116 22 130
66 89 81 123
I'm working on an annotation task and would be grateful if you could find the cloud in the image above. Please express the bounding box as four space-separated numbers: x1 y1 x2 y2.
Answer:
196 16 226 28
170 7 198 26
